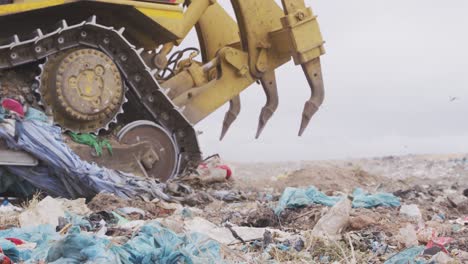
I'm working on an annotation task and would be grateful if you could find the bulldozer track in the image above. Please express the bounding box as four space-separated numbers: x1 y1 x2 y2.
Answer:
0 16 202 177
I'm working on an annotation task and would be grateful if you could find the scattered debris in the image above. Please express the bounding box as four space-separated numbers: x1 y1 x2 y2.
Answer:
400 204 423 222
384 246 425 264
0 114 467 263
397 224 419 248
311 198 351 241
429 252 454 264
448 194 468 213
19 196 65 228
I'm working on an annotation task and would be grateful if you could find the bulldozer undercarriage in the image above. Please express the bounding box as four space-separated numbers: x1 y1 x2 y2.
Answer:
0 0 326 183
0 16 201 181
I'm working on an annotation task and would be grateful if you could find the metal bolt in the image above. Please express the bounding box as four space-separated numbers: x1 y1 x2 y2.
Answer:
80 31 87 38
10 53 17 59
57 37 64 44
134 75 141 82
35 46 42 53
161 112 169 121
148 96 154 103
296 12 305 21
103 38 110 44
121 55 127 61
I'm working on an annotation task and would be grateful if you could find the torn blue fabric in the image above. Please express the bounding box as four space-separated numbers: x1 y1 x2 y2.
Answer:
0 118 171 201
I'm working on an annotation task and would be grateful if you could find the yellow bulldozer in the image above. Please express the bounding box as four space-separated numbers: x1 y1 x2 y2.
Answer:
0 0 325 182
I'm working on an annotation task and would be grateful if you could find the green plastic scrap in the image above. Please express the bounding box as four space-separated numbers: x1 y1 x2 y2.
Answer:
68 132 113 157
112 212 130 225
384 246 426 264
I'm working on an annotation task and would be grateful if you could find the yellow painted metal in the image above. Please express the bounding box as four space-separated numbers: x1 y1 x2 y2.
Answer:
195 2 240 61
0 0 183 18
95 0 183 12
270 6 325 65
148 0 212 40
0 0 67 15
175 47 255 124
231 0 290 78
136 7 183 20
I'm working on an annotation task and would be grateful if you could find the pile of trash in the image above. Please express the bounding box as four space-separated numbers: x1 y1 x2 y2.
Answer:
0 196 223 263
0 98 467 263
0 174 466 263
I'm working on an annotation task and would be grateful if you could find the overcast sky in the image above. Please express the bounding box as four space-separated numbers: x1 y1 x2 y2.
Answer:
192 0 468 162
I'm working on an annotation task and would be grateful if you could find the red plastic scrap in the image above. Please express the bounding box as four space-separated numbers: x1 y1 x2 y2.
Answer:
198 163 208 169
0 256 12 264
426 237 454 254
1 98 24 118
216 165 232 180
5 238 24 245
198 161 233 180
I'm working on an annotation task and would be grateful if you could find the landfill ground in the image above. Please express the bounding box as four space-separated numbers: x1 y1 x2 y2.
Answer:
1 153 468 263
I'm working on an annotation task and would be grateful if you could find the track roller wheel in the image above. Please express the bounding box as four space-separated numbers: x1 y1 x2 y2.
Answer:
117 120 178 182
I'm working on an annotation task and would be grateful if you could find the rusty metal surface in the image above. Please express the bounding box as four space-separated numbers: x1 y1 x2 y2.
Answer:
256 70 278 139
299 57 324 136
220 95 240 140
117 120 178 182
40 48 125 133
69 139 157 178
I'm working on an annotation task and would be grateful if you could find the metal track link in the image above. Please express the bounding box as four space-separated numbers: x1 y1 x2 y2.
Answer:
0 16 202 176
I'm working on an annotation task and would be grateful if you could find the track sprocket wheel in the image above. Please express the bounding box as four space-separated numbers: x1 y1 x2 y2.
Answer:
117 120 179 182
39 48 125 133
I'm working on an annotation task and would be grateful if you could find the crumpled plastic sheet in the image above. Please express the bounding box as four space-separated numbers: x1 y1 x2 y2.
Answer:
352 188 401 208
0 118 171 201
122 222 222 264
0 222 223 264
0 225 60 262
274 186 342 214
384 246 426 264
275 186 401 214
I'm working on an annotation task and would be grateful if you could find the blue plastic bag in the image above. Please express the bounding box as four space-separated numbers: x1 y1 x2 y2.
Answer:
0 222 224 264
275 186 401 215
352 188 401 208
275 186 342 215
